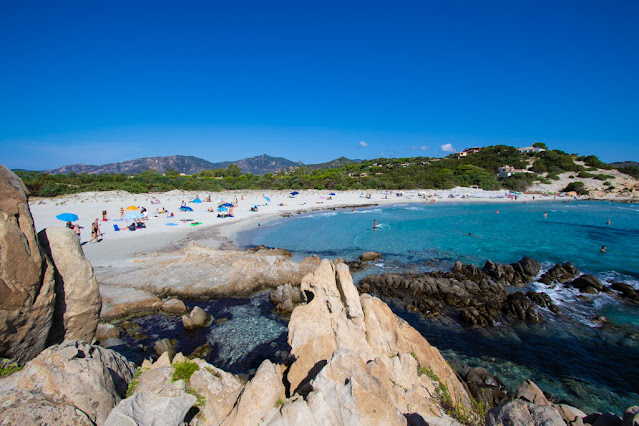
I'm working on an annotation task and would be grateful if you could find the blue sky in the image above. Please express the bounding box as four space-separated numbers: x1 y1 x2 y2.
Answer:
1 1 638 170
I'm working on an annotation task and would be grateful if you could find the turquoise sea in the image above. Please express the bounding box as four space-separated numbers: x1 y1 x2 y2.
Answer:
238 201 639 415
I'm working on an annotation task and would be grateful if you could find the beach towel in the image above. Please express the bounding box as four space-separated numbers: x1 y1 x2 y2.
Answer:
165 223 178 226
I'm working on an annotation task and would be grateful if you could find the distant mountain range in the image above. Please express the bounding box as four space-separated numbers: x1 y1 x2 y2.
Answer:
43 154 357 176
609 161 639 168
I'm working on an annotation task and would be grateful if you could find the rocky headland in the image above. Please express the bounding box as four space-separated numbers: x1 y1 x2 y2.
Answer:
359 257 637 328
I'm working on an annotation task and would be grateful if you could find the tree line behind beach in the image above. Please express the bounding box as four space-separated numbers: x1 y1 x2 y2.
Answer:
16 145 633 197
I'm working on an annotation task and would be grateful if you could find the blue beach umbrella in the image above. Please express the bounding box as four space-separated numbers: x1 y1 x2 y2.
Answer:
220 203 234 208
290 191 299 196
217 206 228 212
56 213 79 222
179 206 193 212
192 198 202 203
264 196 271 202
124 211 144 220
329 193 336 196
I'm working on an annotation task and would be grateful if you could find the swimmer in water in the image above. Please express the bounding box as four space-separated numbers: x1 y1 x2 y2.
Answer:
496 210 500 214
467 232 482 238
544 211 548 219
601 245 606 253
607 219 611 225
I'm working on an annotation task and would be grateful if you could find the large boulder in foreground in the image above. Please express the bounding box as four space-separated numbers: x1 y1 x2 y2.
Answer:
0 164 56 363
38 227 102 345
282 260 473 424
0 340 136 425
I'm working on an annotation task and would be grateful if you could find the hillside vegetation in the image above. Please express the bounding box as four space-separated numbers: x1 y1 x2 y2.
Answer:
16 145 637 197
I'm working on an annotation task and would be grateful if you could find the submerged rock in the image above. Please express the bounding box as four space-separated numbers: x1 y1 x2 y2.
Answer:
0 164 56 363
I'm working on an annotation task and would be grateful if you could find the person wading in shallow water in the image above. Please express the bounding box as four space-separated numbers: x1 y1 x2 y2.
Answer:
373 219 378 230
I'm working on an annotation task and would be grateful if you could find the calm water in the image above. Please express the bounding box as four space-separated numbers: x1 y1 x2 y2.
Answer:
237 201 639 414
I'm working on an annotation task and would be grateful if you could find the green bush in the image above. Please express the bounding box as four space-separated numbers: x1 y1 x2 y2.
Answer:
171 361 200 383
563 181 588 195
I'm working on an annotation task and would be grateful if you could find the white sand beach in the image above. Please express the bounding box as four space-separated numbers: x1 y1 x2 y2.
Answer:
29 187 564 267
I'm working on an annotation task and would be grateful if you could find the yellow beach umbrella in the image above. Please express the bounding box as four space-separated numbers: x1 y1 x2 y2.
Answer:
125 206 138 210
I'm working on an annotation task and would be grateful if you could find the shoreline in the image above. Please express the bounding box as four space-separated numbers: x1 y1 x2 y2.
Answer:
29 187 585 266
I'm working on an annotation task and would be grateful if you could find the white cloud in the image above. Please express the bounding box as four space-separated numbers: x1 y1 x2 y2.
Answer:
441 143 455 153
359 141 368 148
410 146 431 151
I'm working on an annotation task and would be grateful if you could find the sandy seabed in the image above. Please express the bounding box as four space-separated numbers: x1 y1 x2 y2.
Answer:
29 187 561 267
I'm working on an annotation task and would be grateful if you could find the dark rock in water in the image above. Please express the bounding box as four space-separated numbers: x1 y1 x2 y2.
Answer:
359 258 553 327
482 257 541 287
611 282 639 302
486 399 564 425
570 274 604 293
540 262 580 285
464 367 511 408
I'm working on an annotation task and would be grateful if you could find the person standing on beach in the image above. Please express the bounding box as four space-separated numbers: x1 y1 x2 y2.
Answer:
120 207 124 219
89 219 102 243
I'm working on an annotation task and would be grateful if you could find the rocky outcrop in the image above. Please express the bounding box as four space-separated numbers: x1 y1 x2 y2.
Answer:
38 227 102 345
360 258 557 327
0 164 56 363
0 340 136 425
270 283 306 313
97 242 321 320
284 260 473 424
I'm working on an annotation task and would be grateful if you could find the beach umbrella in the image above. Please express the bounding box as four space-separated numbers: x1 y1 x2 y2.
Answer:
125 206 138 210
264 196 271 203
220 203 234 208
179 206 193 212
329 193 336 196
56 213 78 222
290 191 299 196
124 211 144 220
217 206 228 212
192 198 202 203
